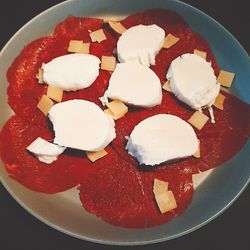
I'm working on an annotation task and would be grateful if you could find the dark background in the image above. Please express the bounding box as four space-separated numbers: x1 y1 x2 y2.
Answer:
0 1 249 249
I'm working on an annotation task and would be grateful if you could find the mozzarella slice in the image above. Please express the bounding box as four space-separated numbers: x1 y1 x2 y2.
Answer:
26 137 66 164
126 114 198 166
42 54 100 91
104 63 162 107
167 53 220 110
48 100 116 151
117 24 165 67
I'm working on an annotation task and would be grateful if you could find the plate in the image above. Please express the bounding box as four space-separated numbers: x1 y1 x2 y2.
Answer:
0 0 249 245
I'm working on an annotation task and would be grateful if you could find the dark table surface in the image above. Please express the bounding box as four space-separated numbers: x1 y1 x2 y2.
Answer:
0 1 249 250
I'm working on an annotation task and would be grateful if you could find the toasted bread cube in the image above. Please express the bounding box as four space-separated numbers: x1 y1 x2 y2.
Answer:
162 80 172 92
193 139 201 158
46 85 63 103
213 93 226 110
89 29 107 43
188 111 209 130
163 34 180 49
86 149 108 162
36 68 44 84
194 49 207 60
217 70 235 88
106 100 128 117
101 56 116 71
108 21 127 34
37 95 54 116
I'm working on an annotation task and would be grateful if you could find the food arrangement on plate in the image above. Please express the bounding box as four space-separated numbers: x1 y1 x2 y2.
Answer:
0 8 249 228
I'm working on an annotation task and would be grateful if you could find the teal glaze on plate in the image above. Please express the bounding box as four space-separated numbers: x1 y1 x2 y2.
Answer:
0 0 249 245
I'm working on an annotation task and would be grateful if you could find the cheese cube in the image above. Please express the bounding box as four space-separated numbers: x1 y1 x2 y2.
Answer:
46 85 63 103
217 70 235 88
68 40 83 53
153 179 177 213
165 191 177 211
89 29 107 43
153 181 177 213
103 18 118 23
163 34 180 49
188 111 209 130
104 108 123 120
86 149 108 162
37 95 54 115
106 100 128 117
101 56 116 71
108 21 127 34
79 43 90 54
153 179 169 194
155 192 172 213
162 80 172 92
36 68 44 84
194 49 207 60
213 93 226 110
68 40 90 54
193 139 201 158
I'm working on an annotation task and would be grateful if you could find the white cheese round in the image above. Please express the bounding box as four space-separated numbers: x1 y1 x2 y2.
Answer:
42 54 100 91
167 53 220 110
126 114 199 166
104 62 162 107
26 137 66 164
48 100 116 151
117 24 165 67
